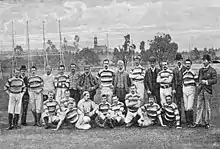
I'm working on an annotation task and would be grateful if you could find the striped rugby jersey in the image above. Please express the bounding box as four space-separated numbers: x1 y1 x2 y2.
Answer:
28 75 44 92
4 77 26 94
65 108 78 124
183 69 197 86
125 93 141 112
157 69 173 86
111 101 124 115
98 102 111 116
43 100 60 116
60 97 76 111
141 103 161 121
163 103 180 126
97 68 114 87
54 74 70 88
130 65 145 82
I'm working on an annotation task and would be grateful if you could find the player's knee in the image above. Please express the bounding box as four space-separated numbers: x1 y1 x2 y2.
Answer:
83 116 91 123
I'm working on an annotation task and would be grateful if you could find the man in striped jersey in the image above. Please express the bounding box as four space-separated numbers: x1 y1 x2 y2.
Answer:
182 59 197 127
42 65 55 102
54 65 70 104
97 59 115 104
95 94 114 128
110 95 125 126
157 60 174 106
42 91 64 129
28 66 44 127
60 90 76 112
138 95 165 127
162 95 181 129
4 68 26 130
130 56 145 104
125 84 141 127
53 99 79 131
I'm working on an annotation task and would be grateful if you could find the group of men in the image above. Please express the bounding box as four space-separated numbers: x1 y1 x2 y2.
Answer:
4 53 217 130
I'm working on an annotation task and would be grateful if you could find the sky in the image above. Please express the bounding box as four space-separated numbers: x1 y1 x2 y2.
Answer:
1 0 220 51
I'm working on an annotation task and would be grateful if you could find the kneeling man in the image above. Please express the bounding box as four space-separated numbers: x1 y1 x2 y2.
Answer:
95 94 114 128
138 95 165 127
75 91 98 130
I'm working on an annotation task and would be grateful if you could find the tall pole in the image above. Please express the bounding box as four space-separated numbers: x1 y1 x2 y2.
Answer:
26 20 31 77
43 20 48 73
58 19 64 66
106 34 109 59
131 38 134 68
11 21 15 76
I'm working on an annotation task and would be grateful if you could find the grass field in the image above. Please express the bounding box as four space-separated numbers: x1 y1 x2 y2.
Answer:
0 64 220 149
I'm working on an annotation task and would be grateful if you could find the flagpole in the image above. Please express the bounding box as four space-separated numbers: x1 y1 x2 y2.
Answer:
58 19 64 66
131 37 134 68
11 21 15 76
26 20 31 77
106 34 109 59
43 20 48 73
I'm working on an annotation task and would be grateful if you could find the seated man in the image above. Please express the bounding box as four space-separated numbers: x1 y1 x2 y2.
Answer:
41 91 65 129
162 95 181 129
125 84 141 127
53 100 79 131
110 95 125 126
75 91 98 130
60 90 76 112
95 94 114 128
138 95 165 127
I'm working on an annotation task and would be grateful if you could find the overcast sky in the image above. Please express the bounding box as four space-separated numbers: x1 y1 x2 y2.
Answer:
1 0 220 51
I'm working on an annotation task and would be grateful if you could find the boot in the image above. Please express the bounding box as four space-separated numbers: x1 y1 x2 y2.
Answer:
185 111 189 126
36 113 42 127
188 110 194 127
14 114 21 129
32 111 37 126
108 119 114 129
43 117 49 129
6 113 14 130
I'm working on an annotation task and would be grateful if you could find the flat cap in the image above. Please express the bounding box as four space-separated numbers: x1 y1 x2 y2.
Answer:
149 56 156 62
20 65 27 70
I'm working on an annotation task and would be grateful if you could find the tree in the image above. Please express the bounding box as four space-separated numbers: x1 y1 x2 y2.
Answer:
191 47 200 60
14 45 23 55
140 41 145 52
148 33 178 64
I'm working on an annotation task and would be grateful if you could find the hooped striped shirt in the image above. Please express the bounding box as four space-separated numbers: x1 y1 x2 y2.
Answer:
97 68 114 87
111 101 124 115
163 103 180 126
98 102 111 116
130 65 145 83
141 103 161 121
183 69 197 87
157 69 173 86
43 100 60 116
125 93 141 112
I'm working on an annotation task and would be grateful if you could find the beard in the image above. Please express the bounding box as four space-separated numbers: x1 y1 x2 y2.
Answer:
47 71 51 75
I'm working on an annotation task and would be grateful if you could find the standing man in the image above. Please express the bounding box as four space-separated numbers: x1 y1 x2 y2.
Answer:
130 55 145 104
42 65 55 102
157 60 174 106
20 65 29 126
78 65 98 101
28 66 44 127
54 65 70 104
69 63 81 104
4 68 26 130
144 56 161 106
172 53 187 122
113 60 130 106
182 59 197 127
97 59 115 104
193 54 217 129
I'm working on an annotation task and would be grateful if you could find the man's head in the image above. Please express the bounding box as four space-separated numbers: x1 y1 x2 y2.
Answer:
175 53 183 67
149 56 156 68
103 59 109 69
20 65 27 77
14 68 20 77
48 91 54 101
70 63 76 73
130 84 137 94
112 95 119 103
185 59 192 70
83 91 90 101
64 90 70 98
161 61 168 70
134 55 141 66
45 65 52 75
148 95 156 105
68 100 75 110
101 94 108 103
165 95 173 105
202 54 211 67
58 65 65 74
84 65 90 74
30 66 37 76
117 60 124 72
